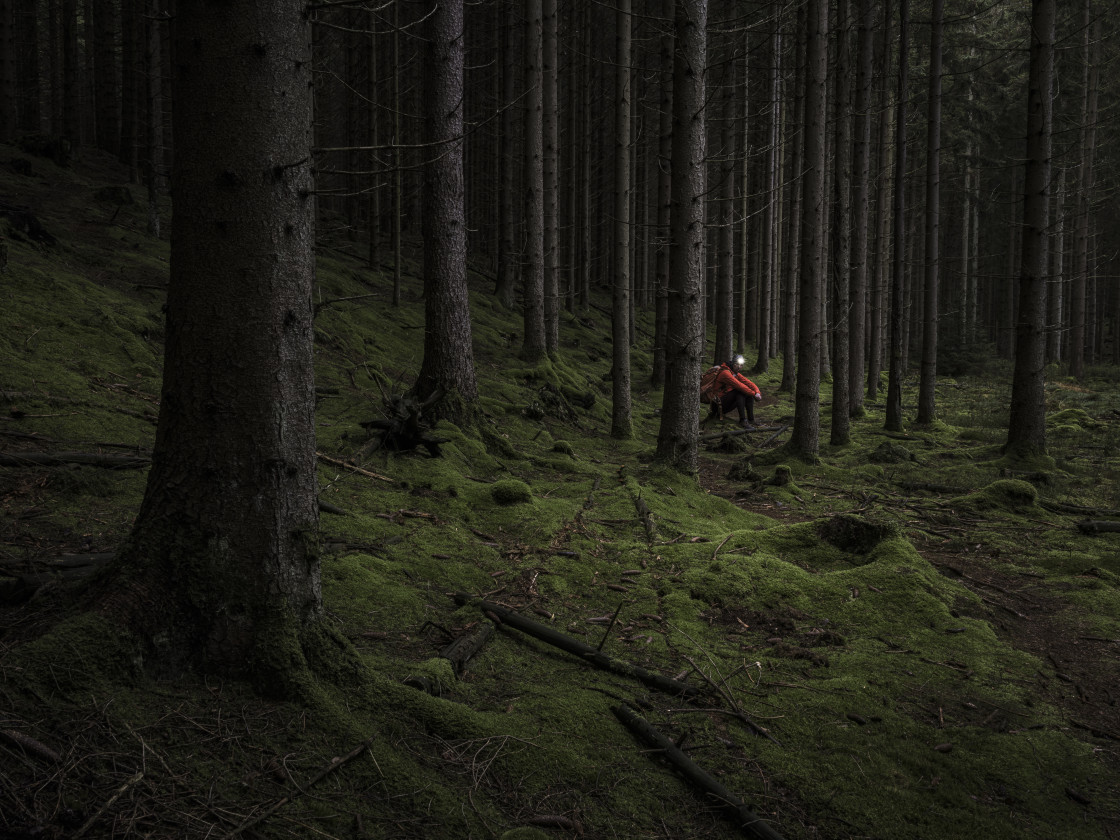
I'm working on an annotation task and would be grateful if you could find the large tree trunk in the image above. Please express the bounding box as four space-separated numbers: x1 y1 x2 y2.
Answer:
611 0 633 438
916 0 942 425
1006 0 1054 458
790 0 827 458
101 0 320 682
656 0 707 472
416 0 477 418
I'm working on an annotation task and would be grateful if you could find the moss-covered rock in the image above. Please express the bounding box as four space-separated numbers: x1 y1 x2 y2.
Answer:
491 479 533 505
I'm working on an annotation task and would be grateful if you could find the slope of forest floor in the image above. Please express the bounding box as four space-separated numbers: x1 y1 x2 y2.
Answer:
1 146 1118 840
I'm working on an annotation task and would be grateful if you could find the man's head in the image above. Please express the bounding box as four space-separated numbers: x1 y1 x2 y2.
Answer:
730 354 745 372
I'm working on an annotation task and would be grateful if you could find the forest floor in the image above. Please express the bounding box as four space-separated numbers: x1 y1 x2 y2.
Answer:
1 143 1118 840
699 441 1120 810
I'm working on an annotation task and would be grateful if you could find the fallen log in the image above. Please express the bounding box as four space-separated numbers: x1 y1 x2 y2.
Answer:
440 623 495 675
612 704 785 840
453 593 699 698
0 451 150 469
1077 520 1120 535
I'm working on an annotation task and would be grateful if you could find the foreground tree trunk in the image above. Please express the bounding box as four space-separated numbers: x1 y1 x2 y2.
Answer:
101 0 320 682
1006 0 1054 458
416 0 477 417
656 0 707 472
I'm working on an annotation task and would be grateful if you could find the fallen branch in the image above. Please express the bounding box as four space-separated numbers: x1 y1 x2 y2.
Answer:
440 623 495 675
453 593 699 697
612 705 785 840
222 736 376 839
0 451 150 469
1040 499 1120 517
0 728 62 764
1076 520 1120 535
73 771 144 839
316 451 393 483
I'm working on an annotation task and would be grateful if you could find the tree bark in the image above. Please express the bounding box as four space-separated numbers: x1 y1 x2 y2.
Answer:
884 0 908 432
521 0 547 361
1070 0 1098 382
830 0 852 446
916 0 942 425
100 0 320 682
848 0 873 417
415 0 477 418
543 0 559 353
790 0 827 459
1005 0 1054 458
495 14 518 308
0 0 15 142
650 0 673 389
611 0 633 438
656 0 707 473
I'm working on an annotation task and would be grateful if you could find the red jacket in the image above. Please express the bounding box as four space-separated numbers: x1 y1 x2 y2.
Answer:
713 364 760 400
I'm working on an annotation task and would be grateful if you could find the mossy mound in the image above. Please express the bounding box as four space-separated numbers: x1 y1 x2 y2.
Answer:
818 513 900 554
951 478 1038 513
490 479 533 505
869 440 916 463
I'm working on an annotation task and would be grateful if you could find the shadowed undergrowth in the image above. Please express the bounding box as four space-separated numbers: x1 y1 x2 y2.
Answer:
1 147 1118 840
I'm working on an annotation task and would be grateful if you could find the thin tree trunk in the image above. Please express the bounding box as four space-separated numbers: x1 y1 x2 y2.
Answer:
612 0 632 438
1070 1 1097 381
754 27 781 375
543 0 559 353
916 0 942 425
651 0 673 388
848 0 873 418
884 0 907 432
495 13 518 308
779 6 804 395
791 0 827 458
521 0 546 361
830 0 852 446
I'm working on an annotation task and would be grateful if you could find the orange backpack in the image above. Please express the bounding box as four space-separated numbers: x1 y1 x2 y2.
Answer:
699 365 722 403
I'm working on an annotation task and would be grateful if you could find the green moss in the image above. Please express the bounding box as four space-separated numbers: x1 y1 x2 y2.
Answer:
951 479 1038 513
490 479 533 505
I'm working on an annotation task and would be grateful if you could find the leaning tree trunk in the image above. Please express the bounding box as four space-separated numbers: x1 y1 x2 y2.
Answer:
1006 0 1054 458
100 0 321 683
